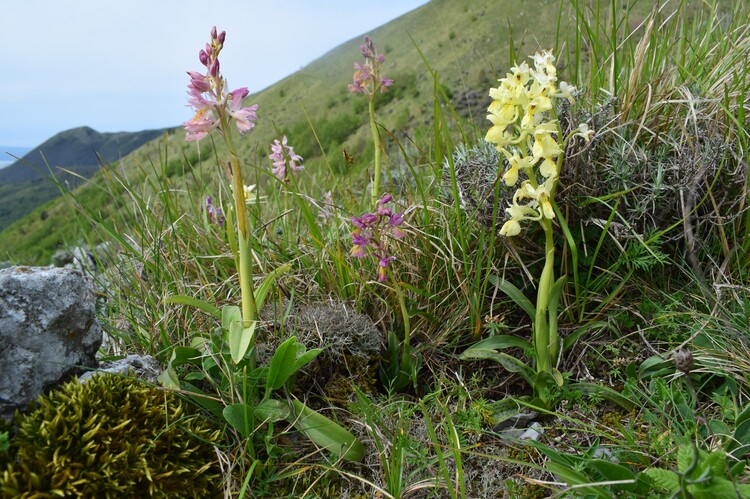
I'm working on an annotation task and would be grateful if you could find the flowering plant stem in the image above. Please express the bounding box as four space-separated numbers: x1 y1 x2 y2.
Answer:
369 95 382 208
534 219 557 375
391 274 412 377
221 113 258 356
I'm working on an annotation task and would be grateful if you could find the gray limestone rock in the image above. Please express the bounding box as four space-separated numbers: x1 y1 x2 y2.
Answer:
78 354 162 384
0 266 102 420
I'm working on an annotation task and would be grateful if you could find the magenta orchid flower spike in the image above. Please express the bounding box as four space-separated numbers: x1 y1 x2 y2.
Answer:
183 27 258 142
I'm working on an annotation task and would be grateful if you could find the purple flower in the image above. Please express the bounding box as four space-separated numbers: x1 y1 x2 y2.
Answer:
204 195 224 226
183 26 259 142
352 213 378 229
349 193 406 282
184 109 218 141
269 135 304 182
348 36 392 96
227 88 258 134
360 36 376 58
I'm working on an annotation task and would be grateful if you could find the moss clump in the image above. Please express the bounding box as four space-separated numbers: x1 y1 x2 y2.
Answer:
0 374 223 498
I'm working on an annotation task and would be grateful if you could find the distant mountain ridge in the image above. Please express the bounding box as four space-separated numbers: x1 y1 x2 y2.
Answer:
0 126 168 184
0 126 169 232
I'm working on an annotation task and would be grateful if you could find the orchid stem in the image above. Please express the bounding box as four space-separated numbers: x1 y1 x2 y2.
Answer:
535 219 556 375
220 113 258 350
369 95 382 209
390 274 412 382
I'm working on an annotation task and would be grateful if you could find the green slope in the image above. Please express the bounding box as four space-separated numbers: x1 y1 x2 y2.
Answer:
0 126 168 232
0 0 654 264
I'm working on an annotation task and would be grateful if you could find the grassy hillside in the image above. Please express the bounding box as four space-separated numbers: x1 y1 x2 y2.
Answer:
0 0 693 263
2 0 749 495
0 126 167 232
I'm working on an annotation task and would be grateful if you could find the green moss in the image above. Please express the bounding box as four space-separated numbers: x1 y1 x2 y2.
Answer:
0 375 223 498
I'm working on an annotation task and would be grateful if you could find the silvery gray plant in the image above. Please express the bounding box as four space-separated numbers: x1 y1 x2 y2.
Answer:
442 140 513 231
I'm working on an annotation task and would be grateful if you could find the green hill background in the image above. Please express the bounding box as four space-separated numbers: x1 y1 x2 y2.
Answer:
0 126 168 232
0 0 658 264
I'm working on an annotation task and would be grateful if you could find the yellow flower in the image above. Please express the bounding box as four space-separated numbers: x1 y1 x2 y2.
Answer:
485 125 513 148
532 133 561 156
487 101 518 127
499 219 521 237
556 81 576 104
532 51 557 78
539 157 558 178
243 184 257 203
507 202 542 221
519 179 555 219
509 62 531 87
501 149 536 186
499 201 541 236
575 123 594 141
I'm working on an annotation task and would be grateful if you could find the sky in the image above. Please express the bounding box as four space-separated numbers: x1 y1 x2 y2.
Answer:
0 0 430 149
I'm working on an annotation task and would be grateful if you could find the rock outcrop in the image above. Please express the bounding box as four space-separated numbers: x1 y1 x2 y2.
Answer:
78 354 161 384
0 266 102 420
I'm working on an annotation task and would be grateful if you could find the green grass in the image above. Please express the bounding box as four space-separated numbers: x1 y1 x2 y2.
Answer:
1 0 749 497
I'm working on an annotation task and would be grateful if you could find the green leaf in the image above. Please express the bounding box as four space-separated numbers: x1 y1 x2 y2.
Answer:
677 445 699 474
254 399 290 423
701 450 728 478
738 484 750 499
289 399 364 462
694 478 750 499
533 371 559 408
224 403 254 438
255 263 292 311
487 398 524 429
183 371 206 381
168 346 203 367
164 294 221 319
157 366 180 389
292 347 322 374
221 305 242 331
639 355 673 380
459 348 534 385
266 337 299 392
736 402 750 427
587 459 635 491
488 275 536 322
644 468 680 493
544 462 611 498
730 459 747 479
467 335 531 352
551 368 564 387
223 304 257 364
158 346 203 388
728 418 750 459
180 382 224 419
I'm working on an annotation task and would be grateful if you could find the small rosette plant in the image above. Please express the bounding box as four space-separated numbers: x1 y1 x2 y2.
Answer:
463 50 593 409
